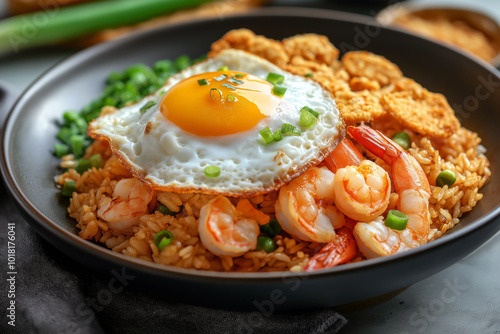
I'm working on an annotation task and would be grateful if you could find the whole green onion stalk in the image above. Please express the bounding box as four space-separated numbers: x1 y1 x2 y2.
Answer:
0 0 214 54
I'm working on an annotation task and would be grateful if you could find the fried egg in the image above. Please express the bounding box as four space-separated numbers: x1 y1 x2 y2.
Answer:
88 49 344 196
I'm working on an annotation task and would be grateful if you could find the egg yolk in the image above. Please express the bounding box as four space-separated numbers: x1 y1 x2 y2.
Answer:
160 71 281 136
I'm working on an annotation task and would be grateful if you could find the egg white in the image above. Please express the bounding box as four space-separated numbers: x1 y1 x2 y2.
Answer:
89 49 344 196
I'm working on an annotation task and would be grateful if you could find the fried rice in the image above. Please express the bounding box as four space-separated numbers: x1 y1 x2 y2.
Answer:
56 30 491 272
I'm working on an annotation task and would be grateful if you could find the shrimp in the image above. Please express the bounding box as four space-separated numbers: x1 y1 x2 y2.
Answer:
333 159 391 222
324 137 364 172
97 178 154 234
199 196 260 257
348 125 431 259
275 166 345 243
304 225 358 271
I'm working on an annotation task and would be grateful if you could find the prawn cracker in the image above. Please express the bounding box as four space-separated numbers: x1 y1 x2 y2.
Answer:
335 88 386 125
349 77 381 92
282 34 340 65
342 51 403 86
210 29 289 67
381 78 460 138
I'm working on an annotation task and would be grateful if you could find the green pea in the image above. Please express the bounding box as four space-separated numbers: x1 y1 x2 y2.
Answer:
256 236 278 253
391 131 411 150
260 219 282 238
436 170 457 188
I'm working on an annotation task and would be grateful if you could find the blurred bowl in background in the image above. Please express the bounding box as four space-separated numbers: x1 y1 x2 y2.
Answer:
376 3 500 67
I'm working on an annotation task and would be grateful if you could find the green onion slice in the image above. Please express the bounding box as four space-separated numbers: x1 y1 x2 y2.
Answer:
234 74 244 78
226 94 237 102
75 159 92 174
61 180 77 197
266 72 284 85
70 135 85 157
154 230 174 251
259 127 274 144
300 110 318 128
436 170 457 188
385 210 409 230
197 78 209 86
304 72 314 78
157 204 178 216
301 106 319 118
204 166 221 178
272 85 287 97
214 74 228 81
218 66 229 71
210 88 222 101
89 154 102 169
272 130 283 142
140 100 156 114
281 123 301 136
391 131 411 150
54 143 68 158
222 83 237 90
227 77 243 85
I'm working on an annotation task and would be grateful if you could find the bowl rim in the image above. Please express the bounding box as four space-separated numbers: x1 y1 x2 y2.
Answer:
2 7 500 281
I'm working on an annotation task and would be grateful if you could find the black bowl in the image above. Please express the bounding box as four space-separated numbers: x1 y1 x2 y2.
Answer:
1 8 499 310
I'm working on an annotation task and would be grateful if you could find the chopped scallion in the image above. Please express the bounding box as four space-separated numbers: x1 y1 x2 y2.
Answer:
54 143 68 158
385 210 408 230
266 72 284 85
74 159 92 174
227 77 243 85
304 72 314 78
70 135 85 157
272 85 287 97
210 88 222 101
174 56 191 71
272 130 283 142
300 110 318 128
281 123 301 136
56 127 73 145
140 100 156 114
197 78 209 86
226 94 237 102
234 74 244 78
204 166 221 178
157 204 178 216
89 154 102 169
61 180 77 197
214 74 228 81
154 230 174 251
218 66 229 71
301 106 319 118
222 83 237 90
259 127 274 144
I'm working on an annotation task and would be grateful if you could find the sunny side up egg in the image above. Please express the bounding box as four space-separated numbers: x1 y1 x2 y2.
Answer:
88 49 344 196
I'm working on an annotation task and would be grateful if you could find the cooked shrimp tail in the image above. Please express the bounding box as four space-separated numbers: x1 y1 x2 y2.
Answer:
348 125 430 195
324 137 364 173
304 226 358 271
348 125 431 258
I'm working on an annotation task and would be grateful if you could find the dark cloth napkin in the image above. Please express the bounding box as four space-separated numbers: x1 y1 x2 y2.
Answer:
0 83 347 334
